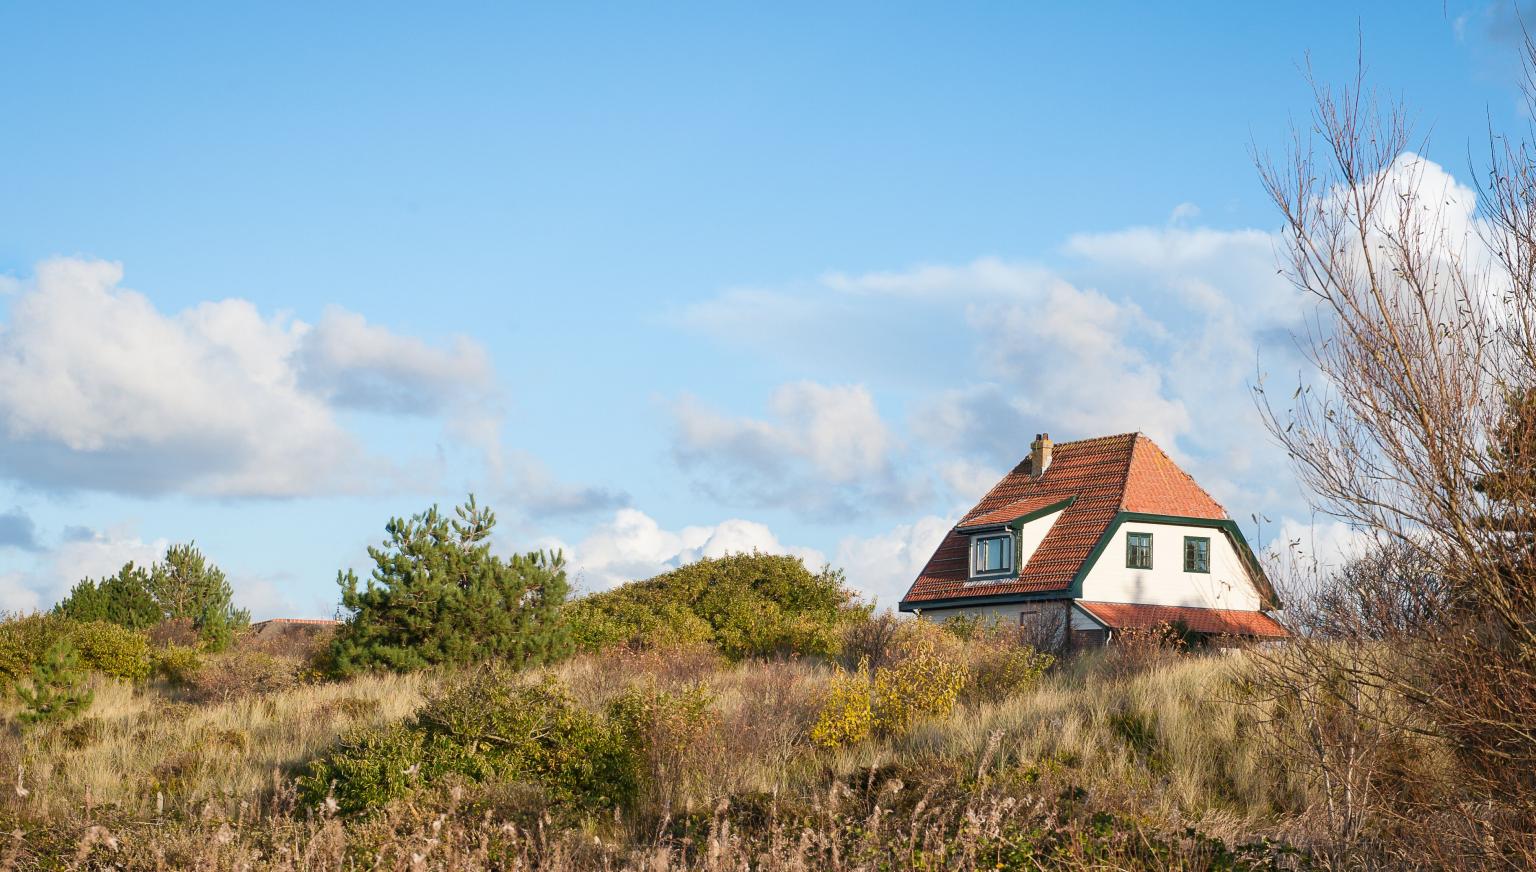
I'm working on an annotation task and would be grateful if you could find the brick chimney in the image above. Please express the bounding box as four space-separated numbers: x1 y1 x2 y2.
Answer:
1030 433 1053 477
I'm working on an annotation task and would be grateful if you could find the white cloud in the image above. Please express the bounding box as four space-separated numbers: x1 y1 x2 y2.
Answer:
48 525 168 591
683 233 1309 518
558 507 826 592
671 381 925 517
2 524 173 609
296 306 495 416
0 258 496 497
231 574 309 622
0 574 40 613
499 451 631 517
833 514 954 608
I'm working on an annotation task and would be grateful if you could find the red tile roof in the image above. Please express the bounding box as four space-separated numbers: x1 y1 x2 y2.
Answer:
1075 601 1288 638
902 433 1230 605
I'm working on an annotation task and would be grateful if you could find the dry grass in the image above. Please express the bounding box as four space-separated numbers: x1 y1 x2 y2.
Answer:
0 645 1323 869
9 670 427 818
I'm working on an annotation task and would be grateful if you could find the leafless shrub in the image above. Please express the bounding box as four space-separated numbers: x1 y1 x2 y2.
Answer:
838 611 904 672
1251 50 1536 865
181 650 303 703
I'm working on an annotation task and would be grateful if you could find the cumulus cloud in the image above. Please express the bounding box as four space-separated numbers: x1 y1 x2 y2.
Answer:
0 524 172 611
833 514 954 608
671 381 926 518
0 574 39 613
0 258 496 498
501 451 631 517
296 306 495 416
556 507 826 592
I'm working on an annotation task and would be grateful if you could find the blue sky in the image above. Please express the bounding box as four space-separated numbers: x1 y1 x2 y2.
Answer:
0 2 1527 617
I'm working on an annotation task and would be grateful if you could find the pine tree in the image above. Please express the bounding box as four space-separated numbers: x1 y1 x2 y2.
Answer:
15 640 93 726
151 543 249 649
328 495 573 676
54 562 160 629
52 544 249 649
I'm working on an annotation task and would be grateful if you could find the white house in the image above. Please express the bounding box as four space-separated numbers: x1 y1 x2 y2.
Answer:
898 432 1285 650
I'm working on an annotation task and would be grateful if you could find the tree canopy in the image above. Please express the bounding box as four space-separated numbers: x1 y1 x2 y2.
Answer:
565 552 868 660
54 543 248 648
327 495 572 676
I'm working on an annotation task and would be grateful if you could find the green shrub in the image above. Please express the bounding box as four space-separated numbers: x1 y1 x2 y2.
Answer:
54 544 249 649
961 635 1055 705
301 667 638 815
567 553 868 660
809 662 876 748
871 637 965 736
302 723 428 813
327 496 572 676
0 614 59 681
68 621 152 682
0 615 152 685
607 682 717 815
152 645 202 684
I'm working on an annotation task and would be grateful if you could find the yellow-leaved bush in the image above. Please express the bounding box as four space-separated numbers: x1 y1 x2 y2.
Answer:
810 637 966 748
809 662 876 748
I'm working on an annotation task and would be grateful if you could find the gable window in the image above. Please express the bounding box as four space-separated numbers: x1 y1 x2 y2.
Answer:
1184 536 1210 573
971 532 1013 577
1126 532 1153 569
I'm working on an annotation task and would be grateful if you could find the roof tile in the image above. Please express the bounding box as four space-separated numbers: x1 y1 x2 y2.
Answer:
1076 601 1288 638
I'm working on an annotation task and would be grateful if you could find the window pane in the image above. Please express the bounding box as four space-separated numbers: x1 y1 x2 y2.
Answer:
1184 537 1209 572
1127 532 1152 569
973 535 1011 574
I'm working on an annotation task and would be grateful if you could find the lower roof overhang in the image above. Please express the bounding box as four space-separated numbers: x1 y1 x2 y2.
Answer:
899 587 1070 613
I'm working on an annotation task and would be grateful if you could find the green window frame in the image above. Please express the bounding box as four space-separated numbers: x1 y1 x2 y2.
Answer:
1184 536 1210 573
1125 532 1153 569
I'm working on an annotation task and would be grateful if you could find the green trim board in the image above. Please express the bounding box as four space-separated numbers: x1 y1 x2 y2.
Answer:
898 590 1071 613
955 495 1076 533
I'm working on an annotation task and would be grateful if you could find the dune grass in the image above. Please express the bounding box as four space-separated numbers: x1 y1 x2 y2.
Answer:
0 645 1318 869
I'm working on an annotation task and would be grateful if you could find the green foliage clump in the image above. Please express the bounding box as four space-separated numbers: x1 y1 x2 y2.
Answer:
66 620 152 683
51 562 159 629
301 667 637 814
54 543 249 650
151 645 202 684
811 636 966 748
808 662 876 748
14 640 94 725
607 682 717 814
326 496 572 676
566 552 868 660
960 631 1056 706
0 614 151 684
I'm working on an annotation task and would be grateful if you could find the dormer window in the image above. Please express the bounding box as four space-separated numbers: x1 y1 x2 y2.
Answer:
971 531 1014 577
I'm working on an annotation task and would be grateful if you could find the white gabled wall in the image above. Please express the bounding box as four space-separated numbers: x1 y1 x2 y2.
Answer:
1015 507 1064 570
1077 520 1263 610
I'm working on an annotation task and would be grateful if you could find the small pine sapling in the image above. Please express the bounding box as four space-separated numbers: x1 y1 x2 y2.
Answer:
15 640 93 726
